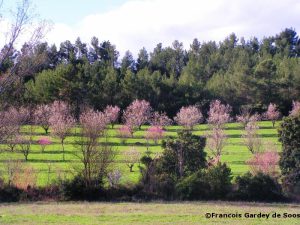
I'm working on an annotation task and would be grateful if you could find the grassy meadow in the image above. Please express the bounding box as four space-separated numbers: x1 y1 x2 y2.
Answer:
0 201 299 225
0 121 281 186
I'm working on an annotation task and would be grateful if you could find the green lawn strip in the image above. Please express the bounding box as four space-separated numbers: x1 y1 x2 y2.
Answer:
0 201 299 225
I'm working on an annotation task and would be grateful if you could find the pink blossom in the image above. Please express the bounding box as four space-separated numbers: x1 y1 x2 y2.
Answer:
49 101 75 161
242 121 262 154
118 125 133 139
150 111 172 127
247 151 279 177
80 109 108 139
207 100 231 128
206 128 227 162
34 104 52 134
104 105 120 128
290 100 300 116
264 103 281 127
145 126 165 144
236 109 261 128
123 99 152 131
37 137 51 152
174 105 202 129
37 137 51 145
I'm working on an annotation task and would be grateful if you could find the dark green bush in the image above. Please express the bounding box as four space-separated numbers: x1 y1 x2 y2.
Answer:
176 163 232 200
232 172 283 202
0 185 21 202
279 114 300 195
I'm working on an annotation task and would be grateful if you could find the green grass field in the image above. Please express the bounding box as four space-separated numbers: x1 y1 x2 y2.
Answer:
0 201 299 225
0 121 281 186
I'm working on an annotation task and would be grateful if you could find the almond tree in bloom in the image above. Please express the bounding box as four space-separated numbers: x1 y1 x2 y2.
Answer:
0 107 30 151
80 109 108 141
145 126 165 144
242 121 263 154
264 103 281 127
247 151 279 177
289 100 300 116
37 137 51 152
34 104 52 134
49 101 75 161
76 108 113 187
16 135 31 161
124 147 141 172
206 100 231 162
104 105 120 128
207 100 231 128
236 108 261 128
118 125 133 137
150 111 172 128
123 99 152 131
174 105 202 130
207 128 227 162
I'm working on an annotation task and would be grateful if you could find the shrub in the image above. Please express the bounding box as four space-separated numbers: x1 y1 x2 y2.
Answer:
232 172 283 202
176 169 209 200
161 130 206 179
0 185 21 202
176 163 232 200
279 113 300 195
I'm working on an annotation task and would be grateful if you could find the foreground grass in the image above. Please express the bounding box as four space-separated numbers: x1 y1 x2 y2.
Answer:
0 201 299 224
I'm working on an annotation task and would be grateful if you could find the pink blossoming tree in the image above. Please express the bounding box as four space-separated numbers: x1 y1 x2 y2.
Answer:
236 108 261 128
247 151 279 177
34 104 52 134
37 137 51 152
289 100 300 116
80 109 109 140
174 105 202 130
206 100 231 162
145 126 165 144
104 105 120 128
150 111 172 128
264 103 281 127
207 100 231 128
242 121 263 154
206 128 227 162
49 101 75 161
124 147 141 172
118 125 133 143
123 99 152 132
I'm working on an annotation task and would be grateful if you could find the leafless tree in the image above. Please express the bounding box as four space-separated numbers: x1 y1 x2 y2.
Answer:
0 0 50 95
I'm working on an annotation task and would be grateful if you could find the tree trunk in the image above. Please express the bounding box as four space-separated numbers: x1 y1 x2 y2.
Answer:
129 164 133 172
61 139 65 161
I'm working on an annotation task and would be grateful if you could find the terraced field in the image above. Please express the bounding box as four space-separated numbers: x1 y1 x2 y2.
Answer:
0 121 281 186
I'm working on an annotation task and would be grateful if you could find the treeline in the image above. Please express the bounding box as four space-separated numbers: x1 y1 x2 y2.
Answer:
1 28 300 117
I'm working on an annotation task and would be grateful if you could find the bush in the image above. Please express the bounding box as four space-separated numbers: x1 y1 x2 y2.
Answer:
176 163 232 200
0 185 21 202
205 163 232 199
232 172 283 202
161 130 206 179
176 169 209 200
61 176 105 201
278 114 300 195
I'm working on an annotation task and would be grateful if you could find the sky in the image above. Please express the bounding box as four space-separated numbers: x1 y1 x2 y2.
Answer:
2 0 300 57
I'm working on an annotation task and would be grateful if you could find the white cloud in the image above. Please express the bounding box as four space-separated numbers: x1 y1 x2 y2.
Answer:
14 0 300 57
